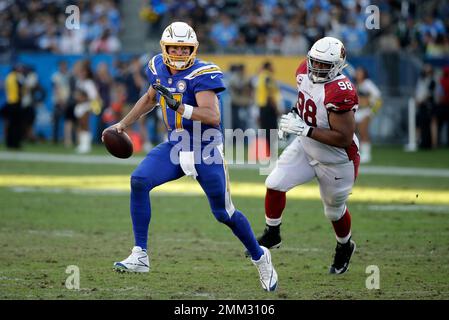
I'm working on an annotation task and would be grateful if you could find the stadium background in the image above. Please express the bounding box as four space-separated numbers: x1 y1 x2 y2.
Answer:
0 0 449 300
1 0 448 145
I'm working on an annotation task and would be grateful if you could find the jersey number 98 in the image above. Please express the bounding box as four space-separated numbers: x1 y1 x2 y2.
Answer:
297 91 317 127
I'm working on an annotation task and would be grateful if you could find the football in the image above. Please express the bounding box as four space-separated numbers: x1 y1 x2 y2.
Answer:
103 129 133 159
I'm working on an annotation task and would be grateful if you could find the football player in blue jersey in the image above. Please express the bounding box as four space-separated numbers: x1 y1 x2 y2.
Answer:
102 22 278 291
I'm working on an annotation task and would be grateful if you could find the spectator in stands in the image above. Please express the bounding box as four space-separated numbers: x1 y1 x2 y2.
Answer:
415 64 438 149
89 28 121 53
239 14 265 50
417 14 446 45
0 0 122 55
51 60 71 144
62 63 79 148
433 66 449 147
210 13 239 51
396 17 420 52
341 18 367 55
426 34 449 58
355 67 382 163
228 64 253 130
94 62 113 143
21 66 45 143
120 57 145 115
37 25 59 52
102 81 127 128
377 27 401 53
255 61 280 153
3 64 25 149
59 28 86 54
280 27 309 56
73 60 99 154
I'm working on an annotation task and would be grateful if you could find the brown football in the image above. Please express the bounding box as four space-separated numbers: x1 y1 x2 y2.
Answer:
103 129 133 159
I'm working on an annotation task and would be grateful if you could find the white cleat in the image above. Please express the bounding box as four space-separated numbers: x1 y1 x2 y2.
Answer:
113 246 150 273
252 246 278 292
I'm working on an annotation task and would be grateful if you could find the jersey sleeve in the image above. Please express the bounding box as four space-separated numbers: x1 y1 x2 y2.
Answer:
296 59 308 76
145 55 158 84
192 70 226 94
324 78 359 113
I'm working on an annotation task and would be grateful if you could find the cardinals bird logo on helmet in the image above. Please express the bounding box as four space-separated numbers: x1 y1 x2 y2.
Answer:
307 37 347 83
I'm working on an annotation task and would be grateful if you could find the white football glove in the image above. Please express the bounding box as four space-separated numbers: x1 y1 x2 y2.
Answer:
278 127 287 140
279 112 312 137
277 112 295 140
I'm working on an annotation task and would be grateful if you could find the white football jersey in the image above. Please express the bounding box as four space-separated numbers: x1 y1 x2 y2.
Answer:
294 61 360 166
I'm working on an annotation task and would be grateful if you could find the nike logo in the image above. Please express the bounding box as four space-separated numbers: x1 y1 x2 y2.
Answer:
344 98 352 103
211 75 218 79
334 177 343 180
203 155 212 161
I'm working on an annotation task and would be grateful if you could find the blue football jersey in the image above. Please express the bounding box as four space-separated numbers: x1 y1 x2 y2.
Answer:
145 54 226 146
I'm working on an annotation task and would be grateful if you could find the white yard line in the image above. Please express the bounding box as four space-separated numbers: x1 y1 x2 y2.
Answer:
9 187 449 214
9 186 198 197
1 151 449 177
368 204 449 213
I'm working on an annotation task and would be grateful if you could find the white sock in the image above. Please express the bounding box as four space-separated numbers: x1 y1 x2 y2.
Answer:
336 232 351 244
265 217 282 227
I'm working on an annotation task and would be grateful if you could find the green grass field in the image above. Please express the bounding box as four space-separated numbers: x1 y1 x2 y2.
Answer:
1 143 449 299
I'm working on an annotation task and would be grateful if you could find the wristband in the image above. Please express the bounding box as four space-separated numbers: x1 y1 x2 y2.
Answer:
306 127 313 137
182 104 194 119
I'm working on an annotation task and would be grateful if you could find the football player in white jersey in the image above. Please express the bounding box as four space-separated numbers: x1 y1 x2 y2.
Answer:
256 37 360 274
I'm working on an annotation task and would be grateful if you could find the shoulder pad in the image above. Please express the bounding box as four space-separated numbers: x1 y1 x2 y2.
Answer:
147 55 160 76
324 76 358 112
184 64 222 80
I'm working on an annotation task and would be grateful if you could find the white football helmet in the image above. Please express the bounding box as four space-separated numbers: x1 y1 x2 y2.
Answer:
160 21 199 70
307 37 347 83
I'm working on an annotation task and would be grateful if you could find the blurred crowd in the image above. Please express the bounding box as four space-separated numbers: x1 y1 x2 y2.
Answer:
3 56 449 155
227 60 387 161
1 56 167 153
415 64 449 149
0 0 122 56
142 0 449 57
1 0 448 155
0 0 447 58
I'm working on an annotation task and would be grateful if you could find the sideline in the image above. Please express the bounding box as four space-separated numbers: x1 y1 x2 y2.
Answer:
1 151 449 177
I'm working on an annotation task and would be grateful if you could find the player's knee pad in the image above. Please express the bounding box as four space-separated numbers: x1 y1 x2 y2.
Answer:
324 204 346 221
265 173 285 192
322 190 348 219
130 176 152 192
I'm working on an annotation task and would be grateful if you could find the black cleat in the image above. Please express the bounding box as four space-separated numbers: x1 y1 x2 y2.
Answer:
329 238 356 275
258 224 282 249
245 224 282 258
